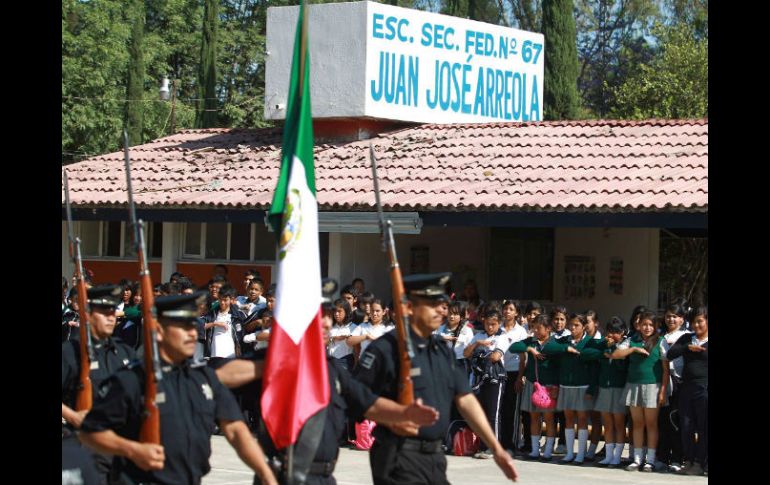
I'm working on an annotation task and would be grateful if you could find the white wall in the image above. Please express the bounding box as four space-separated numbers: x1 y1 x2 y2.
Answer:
553 228 660 322
329 226 489 300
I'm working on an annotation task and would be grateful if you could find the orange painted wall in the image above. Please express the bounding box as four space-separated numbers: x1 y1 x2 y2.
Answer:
176 262 273 291
82 260 163 285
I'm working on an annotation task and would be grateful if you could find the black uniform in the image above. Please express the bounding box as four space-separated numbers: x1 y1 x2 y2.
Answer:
62 434 100 485
354 327 472 485
254 356 378 485
80 358 244 484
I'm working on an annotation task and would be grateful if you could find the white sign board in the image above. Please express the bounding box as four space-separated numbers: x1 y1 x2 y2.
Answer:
365 3 544 123
265 1 544 124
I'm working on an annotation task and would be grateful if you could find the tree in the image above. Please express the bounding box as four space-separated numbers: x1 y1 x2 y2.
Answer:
542 0 580 119
609 23 707 119
197 0 219 128
125 0 145 145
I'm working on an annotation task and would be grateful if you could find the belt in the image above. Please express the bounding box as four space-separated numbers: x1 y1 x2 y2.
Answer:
308 459 337 476
400 438 443 454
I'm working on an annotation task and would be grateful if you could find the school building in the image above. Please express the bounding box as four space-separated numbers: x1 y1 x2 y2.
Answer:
61 118 707 320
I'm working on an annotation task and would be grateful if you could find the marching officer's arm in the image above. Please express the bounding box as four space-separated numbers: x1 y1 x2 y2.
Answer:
79 372 165 472
61 342 87 428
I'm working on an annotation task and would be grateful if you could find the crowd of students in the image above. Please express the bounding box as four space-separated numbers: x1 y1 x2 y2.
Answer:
62 270 708 477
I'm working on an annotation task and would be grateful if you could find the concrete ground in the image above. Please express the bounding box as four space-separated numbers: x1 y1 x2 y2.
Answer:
203 437 708 485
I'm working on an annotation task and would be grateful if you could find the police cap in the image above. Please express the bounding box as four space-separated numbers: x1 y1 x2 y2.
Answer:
154 291 207 323
403 272 451 301
87 285 122 308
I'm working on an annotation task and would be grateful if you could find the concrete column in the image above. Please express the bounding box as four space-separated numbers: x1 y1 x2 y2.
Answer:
161 222 179 282
328 232 344 290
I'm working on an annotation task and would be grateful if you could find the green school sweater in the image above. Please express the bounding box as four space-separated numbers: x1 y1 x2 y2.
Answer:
590 339 628 389
543 333 602 386
626 336 664 384
508 337 560 386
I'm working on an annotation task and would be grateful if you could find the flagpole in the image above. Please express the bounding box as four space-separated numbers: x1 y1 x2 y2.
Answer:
287 444 294 485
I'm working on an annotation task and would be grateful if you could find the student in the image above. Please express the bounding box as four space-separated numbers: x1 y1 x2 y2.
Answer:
666 306 708 476
460 279 484 327
523 301 543 335
62 287 81 342
549 305 570 454
594 317 630 468
657 303 688 471
612 311 669 472
242 269 260 292
499 300 528 454
543 313 602 464
347 299 394 356
339 284 357 312
328 299 356 370
464 308 509 459
238 279 268 333
243 310 272 352
202 284 245 367
508 314 559 461
584 309 603 460
437 301 475 377
206 275 228 311
351 277 366 295
114 284 143 350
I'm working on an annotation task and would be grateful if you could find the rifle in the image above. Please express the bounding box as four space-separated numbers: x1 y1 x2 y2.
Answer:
369 144 414 405
123 131 162 444
63 169 95 411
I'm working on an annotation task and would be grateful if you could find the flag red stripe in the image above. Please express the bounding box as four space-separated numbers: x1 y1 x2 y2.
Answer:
260 308 330 449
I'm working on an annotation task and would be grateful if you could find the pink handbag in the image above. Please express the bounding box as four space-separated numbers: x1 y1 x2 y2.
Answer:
350 419 377 450
531 357 557 409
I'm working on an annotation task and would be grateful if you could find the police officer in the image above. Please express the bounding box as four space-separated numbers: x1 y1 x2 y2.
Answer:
78 292 278 485
62 284 138 484
215 279 440 485
353 273 519 484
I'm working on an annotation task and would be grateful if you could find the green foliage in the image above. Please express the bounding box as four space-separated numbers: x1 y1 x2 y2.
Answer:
609 23 707 119
197 0 219 128
542 0 580 119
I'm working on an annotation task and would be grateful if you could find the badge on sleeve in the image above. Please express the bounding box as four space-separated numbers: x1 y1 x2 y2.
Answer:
359 351 376 370
201 383 214 400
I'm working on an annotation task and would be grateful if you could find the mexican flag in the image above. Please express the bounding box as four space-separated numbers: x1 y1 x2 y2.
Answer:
261 1 330 450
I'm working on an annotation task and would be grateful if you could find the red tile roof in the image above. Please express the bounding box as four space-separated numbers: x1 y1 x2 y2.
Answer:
62 119 707 213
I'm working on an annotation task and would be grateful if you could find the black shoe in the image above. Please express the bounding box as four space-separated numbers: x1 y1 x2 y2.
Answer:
595 446 606 457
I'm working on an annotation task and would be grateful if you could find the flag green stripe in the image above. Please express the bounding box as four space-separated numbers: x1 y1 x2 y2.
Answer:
268 2 315 234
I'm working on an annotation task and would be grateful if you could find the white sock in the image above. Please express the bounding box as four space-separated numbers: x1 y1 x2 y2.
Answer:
530 435 541 457
587 442 598 458
612 443 624 464
633 448 643 464
599 443 615 464
576 429 589 461
646 448 656 464
563 428 576 460
544 437 555 458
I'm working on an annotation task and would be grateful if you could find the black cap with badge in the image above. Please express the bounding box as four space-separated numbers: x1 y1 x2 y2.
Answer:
87 285 123 308
154 291 208 323
403 272 452 301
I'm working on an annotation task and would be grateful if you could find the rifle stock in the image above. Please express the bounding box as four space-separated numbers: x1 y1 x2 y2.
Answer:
369 145 414 405
124 132 161 444
63 169 93 411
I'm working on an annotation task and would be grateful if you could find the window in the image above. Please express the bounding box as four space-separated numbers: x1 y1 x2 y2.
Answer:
488 228 554 301
183 222 277 261
77 221 161 259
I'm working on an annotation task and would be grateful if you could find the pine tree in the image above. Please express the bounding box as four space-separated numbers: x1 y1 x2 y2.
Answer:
125 0 145 145
542 0 580 120
197 0 219 128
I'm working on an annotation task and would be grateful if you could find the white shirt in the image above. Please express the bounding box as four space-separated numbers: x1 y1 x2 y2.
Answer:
211 311 235 358
438 323 475 360
469 330 509 366
692 334 708 346
235 295 267 317
502 324 529 372
352 322 394 354
329 323 357 359
662 329 688 379
553 328 571 339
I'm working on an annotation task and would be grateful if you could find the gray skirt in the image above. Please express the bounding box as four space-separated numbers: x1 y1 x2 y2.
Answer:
556 385 593 412
623 382 668 408
521 379 558 413
594 387 627 414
